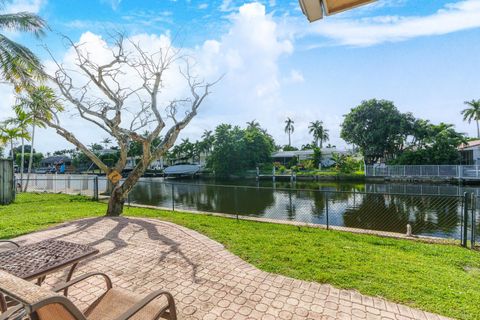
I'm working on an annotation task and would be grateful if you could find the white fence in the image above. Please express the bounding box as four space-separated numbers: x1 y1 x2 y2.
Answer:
365 165 480 179
16 174 108 197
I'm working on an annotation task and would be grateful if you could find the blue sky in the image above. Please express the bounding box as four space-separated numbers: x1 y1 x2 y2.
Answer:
2 0 480 153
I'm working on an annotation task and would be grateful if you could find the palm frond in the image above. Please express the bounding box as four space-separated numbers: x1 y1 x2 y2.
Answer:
0 34 45 85
462 100 480 122
0 12 46 37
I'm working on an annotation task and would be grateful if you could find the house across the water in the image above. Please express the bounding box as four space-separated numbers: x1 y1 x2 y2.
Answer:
459 140 480 165
39 155 73 173
271 148 348 167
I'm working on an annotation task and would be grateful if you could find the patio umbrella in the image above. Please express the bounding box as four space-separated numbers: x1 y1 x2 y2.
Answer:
299 0 323 22
299 0 377 22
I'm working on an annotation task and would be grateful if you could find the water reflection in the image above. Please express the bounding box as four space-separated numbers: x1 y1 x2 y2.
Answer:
128 178 479 241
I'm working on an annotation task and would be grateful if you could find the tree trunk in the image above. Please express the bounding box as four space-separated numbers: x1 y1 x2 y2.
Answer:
106 186 125 216
24 124 35 192
20 137 25 189
288 133 291 147
105 163 146 216
477 120 479 139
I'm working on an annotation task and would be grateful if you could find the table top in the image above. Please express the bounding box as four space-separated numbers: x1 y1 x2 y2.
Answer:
0 239 98 280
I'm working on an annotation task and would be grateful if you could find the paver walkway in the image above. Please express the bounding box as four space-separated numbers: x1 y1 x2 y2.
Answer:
12 217 450 320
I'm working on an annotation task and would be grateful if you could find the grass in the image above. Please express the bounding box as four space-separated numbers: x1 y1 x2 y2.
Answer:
2 193 480 319
295 170 365 177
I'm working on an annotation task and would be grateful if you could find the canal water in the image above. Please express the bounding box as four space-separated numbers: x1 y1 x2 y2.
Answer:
128 178 480 241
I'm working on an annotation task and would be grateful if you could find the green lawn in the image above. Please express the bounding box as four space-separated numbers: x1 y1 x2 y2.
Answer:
2 193 480 319
296 170 365 177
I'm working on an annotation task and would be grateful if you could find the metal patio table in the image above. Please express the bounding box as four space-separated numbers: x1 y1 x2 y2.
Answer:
0 239 98 312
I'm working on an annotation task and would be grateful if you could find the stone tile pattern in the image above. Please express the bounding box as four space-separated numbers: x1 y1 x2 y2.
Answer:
12 217 451 320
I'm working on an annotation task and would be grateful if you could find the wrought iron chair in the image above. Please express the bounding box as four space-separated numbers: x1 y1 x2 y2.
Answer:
0 270 177 320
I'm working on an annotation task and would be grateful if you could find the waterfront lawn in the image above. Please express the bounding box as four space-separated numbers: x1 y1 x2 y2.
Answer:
2 193 480 320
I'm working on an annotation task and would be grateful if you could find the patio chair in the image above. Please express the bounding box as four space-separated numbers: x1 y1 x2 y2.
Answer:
0 270 177 320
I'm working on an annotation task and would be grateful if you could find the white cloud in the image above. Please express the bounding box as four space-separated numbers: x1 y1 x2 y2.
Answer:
219 0 235 12
16 2 299 152
283 69 304 84
303 0 480 46
4 0 44 14
101 0 121 10
193 2 293 119
198 3 208 10
34 30 205 152
5 1 480 153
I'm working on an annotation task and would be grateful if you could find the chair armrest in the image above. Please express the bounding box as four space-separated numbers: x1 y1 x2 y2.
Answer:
117 290 177 320
52 272 113 293
0 240 20 248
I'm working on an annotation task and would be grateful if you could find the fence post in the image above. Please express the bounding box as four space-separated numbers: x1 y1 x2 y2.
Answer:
171 184 175 211
462 192 470 247
234 186 239 220
471 194 476 248
325 192 329 230
13 175 16 202
93 176 99 201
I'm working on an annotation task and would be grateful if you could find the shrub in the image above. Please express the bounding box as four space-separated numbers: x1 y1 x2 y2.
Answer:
332 153 362 174
299 160 315 170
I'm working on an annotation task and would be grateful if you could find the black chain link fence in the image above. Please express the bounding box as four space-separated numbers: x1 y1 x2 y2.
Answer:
17 175 480 247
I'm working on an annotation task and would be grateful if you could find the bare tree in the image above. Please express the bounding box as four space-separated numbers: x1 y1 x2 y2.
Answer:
42 35 219 216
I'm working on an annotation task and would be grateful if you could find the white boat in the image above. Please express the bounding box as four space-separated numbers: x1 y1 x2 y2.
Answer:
164 164 201 176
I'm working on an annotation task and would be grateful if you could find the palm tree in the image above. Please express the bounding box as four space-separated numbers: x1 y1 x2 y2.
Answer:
319 127 329 148
179 138 194 160
284 117 294 147
0 2 47 89
246 120 260 130
193 141 202 163
0 125 28 160
13 85 63 191
462 99 480 138
308 120 330 148
5 109 31 185
201 130 214 154
101 137 112 149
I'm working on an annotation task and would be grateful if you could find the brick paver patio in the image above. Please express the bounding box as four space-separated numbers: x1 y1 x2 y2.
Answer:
11 217 450 320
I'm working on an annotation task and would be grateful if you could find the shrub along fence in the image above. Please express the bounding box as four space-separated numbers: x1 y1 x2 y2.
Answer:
17 174 479 249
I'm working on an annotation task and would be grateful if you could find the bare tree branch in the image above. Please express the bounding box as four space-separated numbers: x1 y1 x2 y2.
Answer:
41 117 110 173
42 34 220 215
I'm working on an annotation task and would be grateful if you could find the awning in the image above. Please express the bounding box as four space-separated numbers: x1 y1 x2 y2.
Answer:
299 0 376 22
